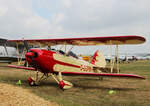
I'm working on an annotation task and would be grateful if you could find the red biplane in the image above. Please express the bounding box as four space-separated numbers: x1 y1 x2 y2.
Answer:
7 35 146 89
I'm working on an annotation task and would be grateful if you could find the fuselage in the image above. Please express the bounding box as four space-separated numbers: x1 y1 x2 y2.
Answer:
25 49 94 74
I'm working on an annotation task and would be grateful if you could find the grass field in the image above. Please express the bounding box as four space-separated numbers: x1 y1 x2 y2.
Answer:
0 60 150 106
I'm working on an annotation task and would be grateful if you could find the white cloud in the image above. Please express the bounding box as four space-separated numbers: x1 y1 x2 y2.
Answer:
57 0 150 34
54 13 65 24
62 0 72 8
0 0 52 39
0 6 8 16
0 0 149 53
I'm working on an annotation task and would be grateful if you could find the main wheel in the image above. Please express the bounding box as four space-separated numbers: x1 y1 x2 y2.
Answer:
27 77 37 86
59 80 73 90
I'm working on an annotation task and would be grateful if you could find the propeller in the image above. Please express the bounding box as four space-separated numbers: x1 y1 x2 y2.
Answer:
22 39 38 69
23 39 29 52
23 39 30 66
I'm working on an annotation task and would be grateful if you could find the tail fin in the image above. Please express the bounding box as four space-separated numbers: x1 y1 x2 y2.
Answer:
91 50 106 67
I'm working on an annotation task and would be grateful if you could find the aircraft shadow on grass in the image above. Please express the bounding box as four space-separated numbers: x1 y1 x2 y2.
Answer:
3 77 136 91
74 84 136 91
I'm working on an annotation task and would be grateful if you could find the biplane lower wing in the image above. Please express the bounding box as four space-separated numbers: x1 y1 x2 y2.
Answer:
7 65 145 79
61 72 145 79
7 65 36 71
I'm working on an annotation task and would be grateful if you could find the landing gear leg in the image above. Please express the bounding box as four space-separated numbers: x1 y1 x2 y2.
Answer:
27 71 50 86
51 72 73 90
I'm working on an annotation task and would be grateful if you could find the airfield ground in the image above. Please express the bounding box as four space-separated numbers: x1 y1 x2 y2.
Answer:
0 60 150 106
0 82 57 106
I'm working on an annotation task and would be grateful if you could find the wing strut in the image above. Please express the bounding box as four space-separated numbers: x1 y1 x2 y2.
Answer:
110 41 120 73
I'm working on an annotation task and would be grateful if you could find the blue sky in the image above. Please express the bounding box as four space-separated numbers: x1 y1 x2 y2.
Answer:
0 0 150 55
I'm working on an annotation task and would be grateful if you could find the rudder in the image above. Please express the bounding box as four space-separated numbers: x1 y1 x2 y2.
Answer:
91 50 106 67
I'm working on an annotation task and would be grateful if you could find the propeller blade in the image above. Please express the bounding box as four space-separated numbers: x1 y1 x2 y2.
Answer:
23 40 29 52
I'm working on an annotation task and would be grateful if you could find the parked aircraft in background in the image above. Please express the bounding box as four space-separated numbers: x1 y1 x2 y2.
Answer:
0 46 18 63
0 38 25 63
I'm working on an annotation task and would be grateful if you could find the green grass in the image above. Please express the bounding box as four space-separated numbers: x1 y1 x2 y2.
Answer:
0 60 150 106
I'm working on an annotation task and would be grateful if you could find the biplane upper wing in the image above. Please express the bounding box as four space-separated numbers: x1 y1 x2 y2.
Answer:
61 72 145 79
7 35 145 46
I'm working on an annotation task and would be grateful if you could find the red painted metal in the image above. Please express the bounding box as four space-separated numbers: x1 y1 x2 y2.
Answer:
91 50 99 65
27 49 56 73
59 81 65 89
26 52 34 57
